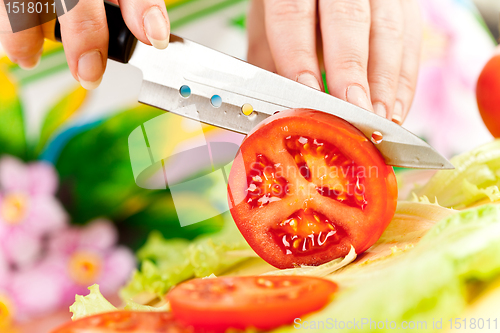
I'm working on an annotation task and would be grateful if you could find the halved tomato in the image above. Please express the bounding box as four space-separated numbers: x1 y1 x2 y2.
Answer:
51 311 192 333
168 276 338 331
228 109 398 268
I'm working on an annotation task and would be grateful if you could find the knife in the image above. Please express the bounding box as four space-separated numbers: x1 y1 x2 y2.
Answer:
51 1 453 170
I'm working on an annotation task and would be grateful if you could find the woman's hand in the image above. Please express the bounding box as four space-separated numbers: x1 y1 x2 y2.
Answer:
247 0 423 124
0 0 170 90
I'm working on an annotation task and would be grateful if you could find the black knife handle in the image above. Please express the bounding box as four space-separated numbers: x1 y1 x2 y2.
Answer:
54 1 137 63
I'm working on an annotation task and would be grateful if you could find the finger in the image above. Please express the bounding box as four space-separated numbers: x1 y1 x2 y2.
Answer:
319 0 373 111
58 0 108 90
247 0 276 72
113 0 170 49
0 4 43 69
393 0 422 124
264 0 323 91
367 0 404 120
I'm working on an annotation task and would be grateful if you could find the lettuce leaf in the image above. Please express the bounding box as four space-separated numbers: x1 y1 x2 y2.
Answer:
69 285 116 321
277 204 500 333
187 224 254 278
124 300 169 312
261 246 357 277
120 212 252 302
414 140 500 209
70 284 169 321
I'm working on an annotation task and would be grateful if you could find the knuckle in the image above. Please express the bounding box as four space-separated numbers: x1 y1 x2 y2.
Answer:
66 16 106 36
288 47 316 60
267 0 315 22
372 16 403 40
323 0 370 25
398 70 416 93
275 47 316 73
370 70 397 90
336 54 366 72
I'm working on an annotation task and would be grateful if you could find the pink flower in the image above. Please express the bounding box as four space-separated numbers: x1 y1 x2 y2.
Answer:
6 219 135 321
33 219 135 307
0 156 67 268
7 263 64 321
0 251 10 311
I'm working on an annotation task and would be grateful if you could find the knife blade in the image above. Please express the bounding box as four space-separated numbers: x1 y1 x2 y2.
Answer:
128 36 453 169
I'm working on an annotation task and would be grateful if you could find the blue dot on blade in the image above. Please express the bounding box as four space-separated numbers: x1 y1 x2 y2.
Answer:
211 95 222 108
180 85 191 98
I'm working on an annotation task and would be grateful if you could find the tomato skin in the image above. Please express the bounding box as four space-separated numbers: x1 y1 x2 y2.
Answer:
168 276 338 332
228 109 398 269
477 54 500 137
51 311 192 333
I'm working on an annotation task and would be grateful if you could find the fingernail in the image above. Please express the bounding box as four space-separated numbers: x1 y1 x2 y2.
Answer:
17 50 42 70
373 102 387 118
297 72 321 91
392 101 403 124
346 84 371 110
77 50 104 90
144 6 169 49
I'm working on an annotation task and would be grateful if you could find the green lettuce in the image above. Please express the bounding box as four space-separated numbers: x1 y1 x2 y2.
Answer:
69 284 169 321
414 140 500 208
261 246 357 277
120 212 253 302
69 285 116 321
279 204 500 333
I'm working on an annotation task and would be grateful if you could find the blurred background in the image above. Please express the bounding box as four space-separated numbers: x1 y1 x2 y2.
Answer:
0 0 498 332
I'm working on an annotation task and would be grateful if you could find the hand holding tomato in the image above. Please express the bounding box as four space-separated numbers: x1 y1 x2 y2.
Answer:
477 47 500 137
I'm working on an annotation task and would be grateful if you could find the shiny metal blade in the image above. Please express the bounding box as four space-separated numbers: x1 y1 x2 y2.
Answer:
129 35 453 169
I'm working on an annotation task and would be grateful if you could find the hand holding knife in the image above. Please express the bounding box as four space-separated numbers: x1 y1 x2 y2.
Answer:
44 1 452 170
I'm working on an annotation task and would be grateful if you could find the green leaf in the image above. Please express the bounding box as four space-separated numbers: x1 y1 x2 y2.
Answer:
274 204 500 333
70 284 116 321
37 86 87 154
55 105 165 224
120 212 251 301
0 69 27 159
414 139 500 209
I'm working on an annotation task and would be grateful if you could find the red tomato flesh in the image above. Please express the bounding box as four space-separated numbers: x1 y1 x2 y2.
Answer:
168 276 338 331
228 109 398 268
51 311 192 333
477 54 500 137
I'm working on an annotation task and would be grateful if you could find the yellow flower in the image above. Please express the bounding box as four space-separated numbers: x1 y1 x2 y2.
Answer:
0 295 16 332
68 251 103 286
0 193 29 225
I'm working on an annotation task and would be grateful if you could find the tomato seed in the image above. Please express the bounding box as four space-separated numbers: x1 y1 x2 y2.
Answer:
246 154 288 208
270 209 345 256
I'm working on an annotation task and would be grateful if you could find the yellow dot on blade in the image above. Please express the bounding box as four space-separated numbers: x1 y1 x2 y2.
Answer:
242 103 253 116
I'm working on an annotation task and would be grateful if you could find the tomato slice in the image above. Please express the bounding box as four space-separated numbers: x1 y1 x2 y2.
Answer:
51 311 192 333
168 276 338 331
477 54 500 138
228 109 398 268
